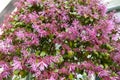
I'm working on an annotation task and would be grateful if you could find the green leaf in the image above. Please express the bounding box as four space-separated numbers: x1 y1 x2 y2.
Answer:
35 51 40 56
40 51 46 57
50 63 54 69
101 44 114 51
19 70 28 78
13 77 20 80
69 73 74 80
68 50 74 58
58 56 64 63
14 70 20 75
54 69 58 72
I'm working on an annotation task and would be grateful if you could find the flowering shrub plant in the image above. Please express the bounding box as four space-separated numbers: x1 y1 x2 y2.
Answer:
0 0 120 80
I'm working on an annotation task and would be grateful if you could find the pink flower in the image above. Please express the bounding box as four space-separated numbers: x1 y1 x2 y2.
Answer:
81 61 94 70
37 61 48 71
26 56 40 73
52 55 61 63
61 11 69 21
117 71 120 75
26 0 36 4
112 53 120 64
27 33 39 45
21 49 29 57
111 77 120 80
68 64 76 72
98 4 107 16
59 67 68 74
77 6 91 15
60 77 65 80
15 1 24 9
34 70 41 77
49 76 56 80
0 38 15 54
32 24 48 37
115 17 120 24
0 61 11 78
28 12 39 22
112 33 120 41
98 70 110 78
15 30 25 39
62 44 71 51
87 28 97 39
31 63 38 71
12 57 22 70
38 29 48 37
67 27 79 40
27 55 36 65
19 14 30 23
0 0 120 79
107 20 114 32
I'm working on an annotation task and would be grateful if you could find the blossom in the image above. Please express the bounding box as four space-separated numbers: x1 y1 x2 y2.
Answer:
49 76 56 80
112 33 120 41
77 5 91 16
0 62 11 78
67 27 79 40
81 62 94 69
19 14 30 23
106 20 114 32
12 57 22 70
26 0 36 4
112 53 120 64
98 70 110 78
0 0 120 79
88 71 95 80
26 33 39 45
15 1 24 9
115 17 120 24
0 38 15 54
68 64 76 72
21 49 29 57
15 30 25 39
26 55 37 71
32 24 48 37
31 63 38 72
34 70 41 77
28 12 39 22
98 4 107 16
0 28 3 35
37 61 48 71
59 67 68 74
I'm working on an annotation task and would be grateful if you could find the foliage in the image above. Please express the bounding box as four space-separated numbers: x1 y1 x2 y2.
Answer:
0 0 120 80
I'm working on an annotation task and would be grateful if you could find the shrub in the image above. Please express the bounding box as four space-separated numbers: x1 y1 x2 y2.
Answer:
0 0 120 80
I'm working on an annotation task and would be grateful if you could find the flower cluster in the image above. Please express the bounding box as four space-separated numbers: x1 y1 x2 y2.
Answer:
0 0 120 80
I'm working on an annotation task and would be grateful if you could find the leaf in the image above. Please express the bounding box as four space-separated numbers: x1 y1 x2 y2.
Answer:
50 63 54 69
95 76 101 80
69 73 74 80
58 56 64 63
54 69 58 72
68 50 74 58
90 18 94 22
14 70 20 75
101 44 114 51
26 73 33 80
35 51 40 56
19 70 28 78
13 77 20 80
40 51 46 57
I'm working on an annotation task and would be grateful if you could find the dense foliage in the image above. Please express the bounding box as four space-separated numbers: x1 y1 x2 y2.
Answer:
0 0 120 80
